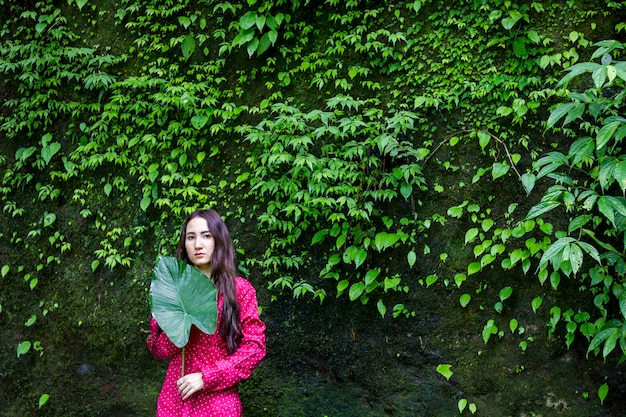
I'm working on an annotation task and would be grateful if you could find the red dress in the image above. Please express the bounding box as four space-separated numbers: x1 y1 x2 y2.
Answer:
147 277 266 417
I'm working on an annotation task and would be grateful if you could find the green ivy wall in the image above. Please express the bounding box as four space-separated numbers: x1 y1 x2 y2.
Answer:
1 0 625 416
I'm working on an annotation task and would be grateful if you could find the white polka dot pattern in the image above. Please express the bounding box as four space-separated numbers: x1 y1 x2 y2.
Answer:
147 277 266 416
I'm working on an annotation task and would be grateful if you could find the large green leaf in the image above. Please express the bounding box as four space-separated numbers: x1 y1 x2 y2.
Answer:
150 256 218 348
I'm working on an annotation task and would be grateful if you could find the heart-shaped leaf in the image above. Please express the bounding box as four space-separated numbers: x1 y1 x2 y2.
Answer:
191 114 209 130
150 256 218 348
42 142 61 165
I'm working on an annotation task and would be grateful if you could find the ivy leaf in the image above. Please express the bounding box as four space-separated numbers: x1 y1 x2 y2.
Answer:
232 28 255 48
16 146 37 162
459 293 471 307
353 248 367 268
181 35 196 59
364 269 380 286
499 286 513 302
454 273 467 288
436 364 453 380
336 280 349 297
43 212 56 227
191 115 209 130
257 32 272 55
240 11 258 30
348 282 365 301
376 299 386 317
41 142 61 165
247 37 259 58
501 10 523 30
464 228 478 245
311 229 328 245
492 162 509 180
374 232 400 252
255 15 266 32
521 173 535 194
477 131 490 149
266 15 279 30
425 274 438 287
482 319 498 343
527 30 541 43
17 341 31 357
497 106 512 116
458 399 467 414
140 196 151 211
550 271 561 289
598 383 609 405
400 181 412 199
383 275 400 291
25 315 37 327
407 250 416 268
513 37 526 57
178 16 191 29
467 262 481 275
38 394 49 408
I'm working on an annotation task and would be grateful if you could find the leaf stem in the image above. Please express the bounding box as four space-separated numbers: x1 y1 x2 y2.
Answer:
181 346 185 378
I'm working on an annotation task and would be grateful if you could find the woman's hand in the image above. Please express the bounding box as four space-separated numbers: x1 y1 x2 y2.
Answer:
177 372 204 400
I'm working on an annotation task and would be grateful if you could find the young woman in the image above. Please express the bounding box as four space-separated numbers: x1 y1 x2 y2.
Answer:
147 209 266 417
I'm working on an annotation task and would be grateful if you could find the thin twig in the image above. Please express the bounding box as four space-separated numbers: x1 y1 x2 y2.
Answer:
421 129 523 182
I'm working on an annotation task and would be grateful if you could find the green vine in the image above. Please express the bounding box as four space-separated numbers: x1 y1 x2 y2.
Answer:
0 0 624 413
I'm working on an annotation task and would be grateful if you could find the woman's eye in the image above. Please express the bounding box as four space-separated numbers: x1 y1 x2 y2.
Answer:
186 235 194 240
203 234 212 239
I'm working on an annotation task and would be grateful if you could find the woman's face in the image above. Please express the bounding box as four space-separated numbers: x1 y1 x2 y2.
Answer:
184 217 215 275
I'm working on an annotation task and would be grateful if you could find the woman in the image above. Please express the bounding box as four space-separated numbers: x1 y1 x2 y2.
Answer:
147 209 266 417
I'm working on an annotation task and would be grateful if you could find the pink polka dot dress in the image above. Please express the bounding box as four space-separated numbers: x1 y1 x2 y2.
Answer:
147 277 266 417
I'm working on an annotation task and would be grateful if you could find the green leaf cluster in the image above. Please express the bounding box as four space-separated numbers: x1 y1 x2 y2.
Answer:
0 0 624 412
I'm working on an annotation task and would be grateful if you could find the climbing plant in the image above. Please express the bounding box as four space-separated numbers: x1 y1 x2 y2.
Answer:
0 0 624 414
524 40 626 365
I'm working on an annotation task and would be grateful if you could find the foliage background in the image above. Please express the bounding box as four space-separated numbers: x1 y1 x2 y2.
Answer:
1 0 625 416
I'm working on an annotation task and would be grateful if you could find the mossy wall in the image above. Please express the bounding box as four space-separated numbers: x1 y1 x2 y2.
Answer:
1 0 625 416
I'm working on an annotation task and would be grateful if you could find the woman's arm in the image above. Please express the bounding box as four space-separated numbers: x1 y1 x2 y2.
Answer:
200 279 266 391
146 316 182 361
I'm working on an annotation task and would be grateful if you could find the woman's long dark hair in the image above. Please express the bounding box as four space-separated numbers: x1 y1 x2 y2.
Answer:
175 209 242 354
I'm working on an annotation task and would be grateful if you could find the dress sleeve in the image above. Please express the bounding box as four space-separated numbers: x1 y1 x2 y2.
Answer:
146 316 182 361
201 279 266 391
